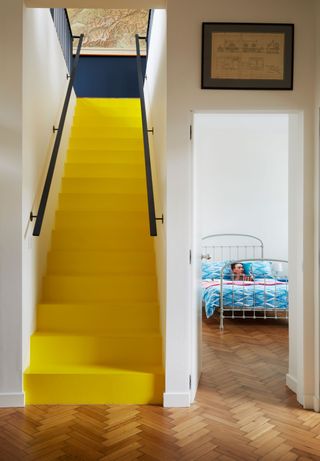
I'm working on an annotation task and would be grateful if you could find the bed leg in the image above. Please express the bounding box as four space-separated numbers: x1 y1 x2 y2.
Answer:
220 315 224 330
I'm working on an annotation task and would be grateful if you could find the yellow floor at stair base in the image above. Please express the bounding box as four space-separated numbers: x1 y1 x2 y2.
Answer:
24 365 164 405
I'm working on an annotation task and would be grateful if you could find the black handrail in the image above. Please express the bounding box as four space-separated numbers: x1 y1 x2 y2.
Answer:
31 34 84 236
135 34 160 237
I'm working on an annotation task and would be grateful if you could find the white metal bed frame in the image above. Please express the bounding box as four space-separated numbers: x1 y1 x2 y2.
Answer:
202 234 289 329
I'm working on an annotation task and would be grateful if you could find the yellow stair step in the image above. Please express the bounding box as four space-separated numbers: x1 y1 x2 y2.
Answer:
68 137 143 151
61 177 146 194
54 210 149 230
43 274 157 302
71 126 142 139
74 106 140 117
58 193 147 212
73 116 142 128
75 97 140 108
64 163 145 179
29 332 162 366
24 364 164 404
37 302 160 333
47 250 155 275
51 229 153 251
66 149 144 164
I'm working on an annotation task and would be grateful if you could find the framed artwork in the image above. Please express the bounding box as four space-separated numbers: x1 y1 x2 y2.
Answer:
68 9 148 56
201 23 294 90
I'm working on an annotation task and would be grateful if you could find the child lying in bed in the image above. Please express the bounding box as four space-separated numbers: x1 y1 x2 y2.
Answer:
231 262 254 281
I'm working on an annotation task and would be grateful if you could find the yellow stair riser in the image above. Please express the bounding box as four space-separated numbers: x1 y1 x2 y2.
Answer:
58 193 147 212
75 97 140 106
24 369 164 405
74 106 140 117
54 210 149 230
61 177 146 194
47 251 156 275
63 163 145 179
71 126 142 139
75 98 141 110
29 334 162 366
66 149 144 165
43 275 157 302
37 303 160 333
51 230 154 251
73 117 142 128
68 138 143 151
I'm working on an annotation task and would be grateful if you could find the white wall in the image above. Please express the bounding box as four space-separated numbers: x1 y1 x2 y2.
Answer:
165 0 317 408
144 10 167 360
195 113 289 260
0 0 24 407
314 0 320 412
22 8 76 376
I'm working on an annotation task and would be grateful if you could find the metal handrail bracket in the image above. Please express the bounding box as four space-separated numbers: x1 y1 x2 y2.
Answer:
31 34 84 236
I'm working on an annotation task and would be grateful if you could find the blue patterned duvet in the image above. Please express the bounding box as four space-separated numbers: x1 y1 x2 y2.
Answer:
202 279 289 318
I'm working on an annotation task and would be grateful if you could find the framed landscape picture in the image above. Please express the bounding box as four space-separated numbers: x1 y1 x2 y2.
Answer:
201 23 294 90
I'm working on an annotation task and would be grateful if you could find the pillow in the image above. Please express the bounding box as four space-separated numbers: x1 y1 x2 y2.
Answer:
201 260 232 280
242 261 273 279
241 261 253 276
201 260 214 280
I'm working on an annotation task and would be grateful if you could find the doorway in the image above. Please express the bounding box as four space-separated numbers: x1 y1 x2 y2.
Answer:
190 111 304 406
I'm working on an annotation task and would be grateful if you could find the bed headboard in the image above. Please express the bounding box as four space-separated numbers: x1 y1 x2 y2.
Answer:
201 233 264 261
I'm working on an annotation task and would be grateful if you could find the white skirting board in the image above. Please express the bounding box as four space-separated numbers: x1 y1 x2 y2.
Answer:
303 395 320 412
287 374 320 412
286 373 297 393
163 392 190 407
0 393 25 407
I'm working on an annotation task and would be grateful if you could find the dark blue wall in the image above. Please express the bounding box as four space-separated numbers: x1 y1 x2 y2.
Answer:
74 55 146 98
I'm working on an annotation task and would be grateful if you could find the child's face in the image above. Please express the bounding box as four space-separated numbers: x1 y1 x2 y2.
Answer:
233 263 244 275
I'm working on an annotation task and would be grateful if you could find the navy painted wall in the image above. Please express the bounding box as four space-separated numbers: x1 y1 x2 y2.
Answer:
74 55 146 98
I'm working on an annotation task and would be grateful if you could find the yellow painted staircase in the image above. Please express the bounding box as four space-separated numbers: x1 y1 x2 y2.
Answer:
24 98 164 404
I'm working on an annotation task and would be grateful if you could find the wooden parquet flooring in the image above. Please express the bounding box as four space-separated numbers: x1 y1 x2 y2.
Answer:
1 317 320 460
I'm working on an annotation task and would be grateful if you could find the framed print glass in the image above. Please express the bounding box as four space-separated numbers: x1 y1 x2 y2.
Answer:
201 23 294 90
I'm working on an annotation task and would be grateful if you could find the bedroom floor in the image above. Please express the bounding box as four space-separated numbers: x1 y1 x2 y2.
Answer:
1 319 320 460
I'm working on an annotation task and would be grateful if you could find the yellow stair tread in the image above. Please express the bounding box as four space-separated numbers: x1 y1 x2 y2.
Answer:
37 301 159 308
25 364 163 375
32 331 162 338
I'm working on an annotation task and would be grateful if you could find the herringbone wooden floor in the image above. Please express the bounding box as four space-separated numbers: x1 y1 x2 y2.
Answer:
1 317 320 461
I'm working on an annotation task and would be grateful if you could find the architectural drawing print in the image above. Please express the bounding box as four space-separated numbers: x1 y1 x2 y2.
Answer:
211 32 285 80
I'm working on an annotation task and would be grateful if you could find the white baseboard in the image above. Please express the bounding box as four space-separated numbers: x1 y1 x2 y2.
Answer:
303 394 315 410
163 392 190 407
301 394 320 411
286 373 297 393
0 393 25 407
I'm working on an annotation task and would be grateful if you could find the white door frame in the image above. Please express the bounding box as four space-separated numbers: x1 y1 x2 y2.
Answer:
189 109 319 411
